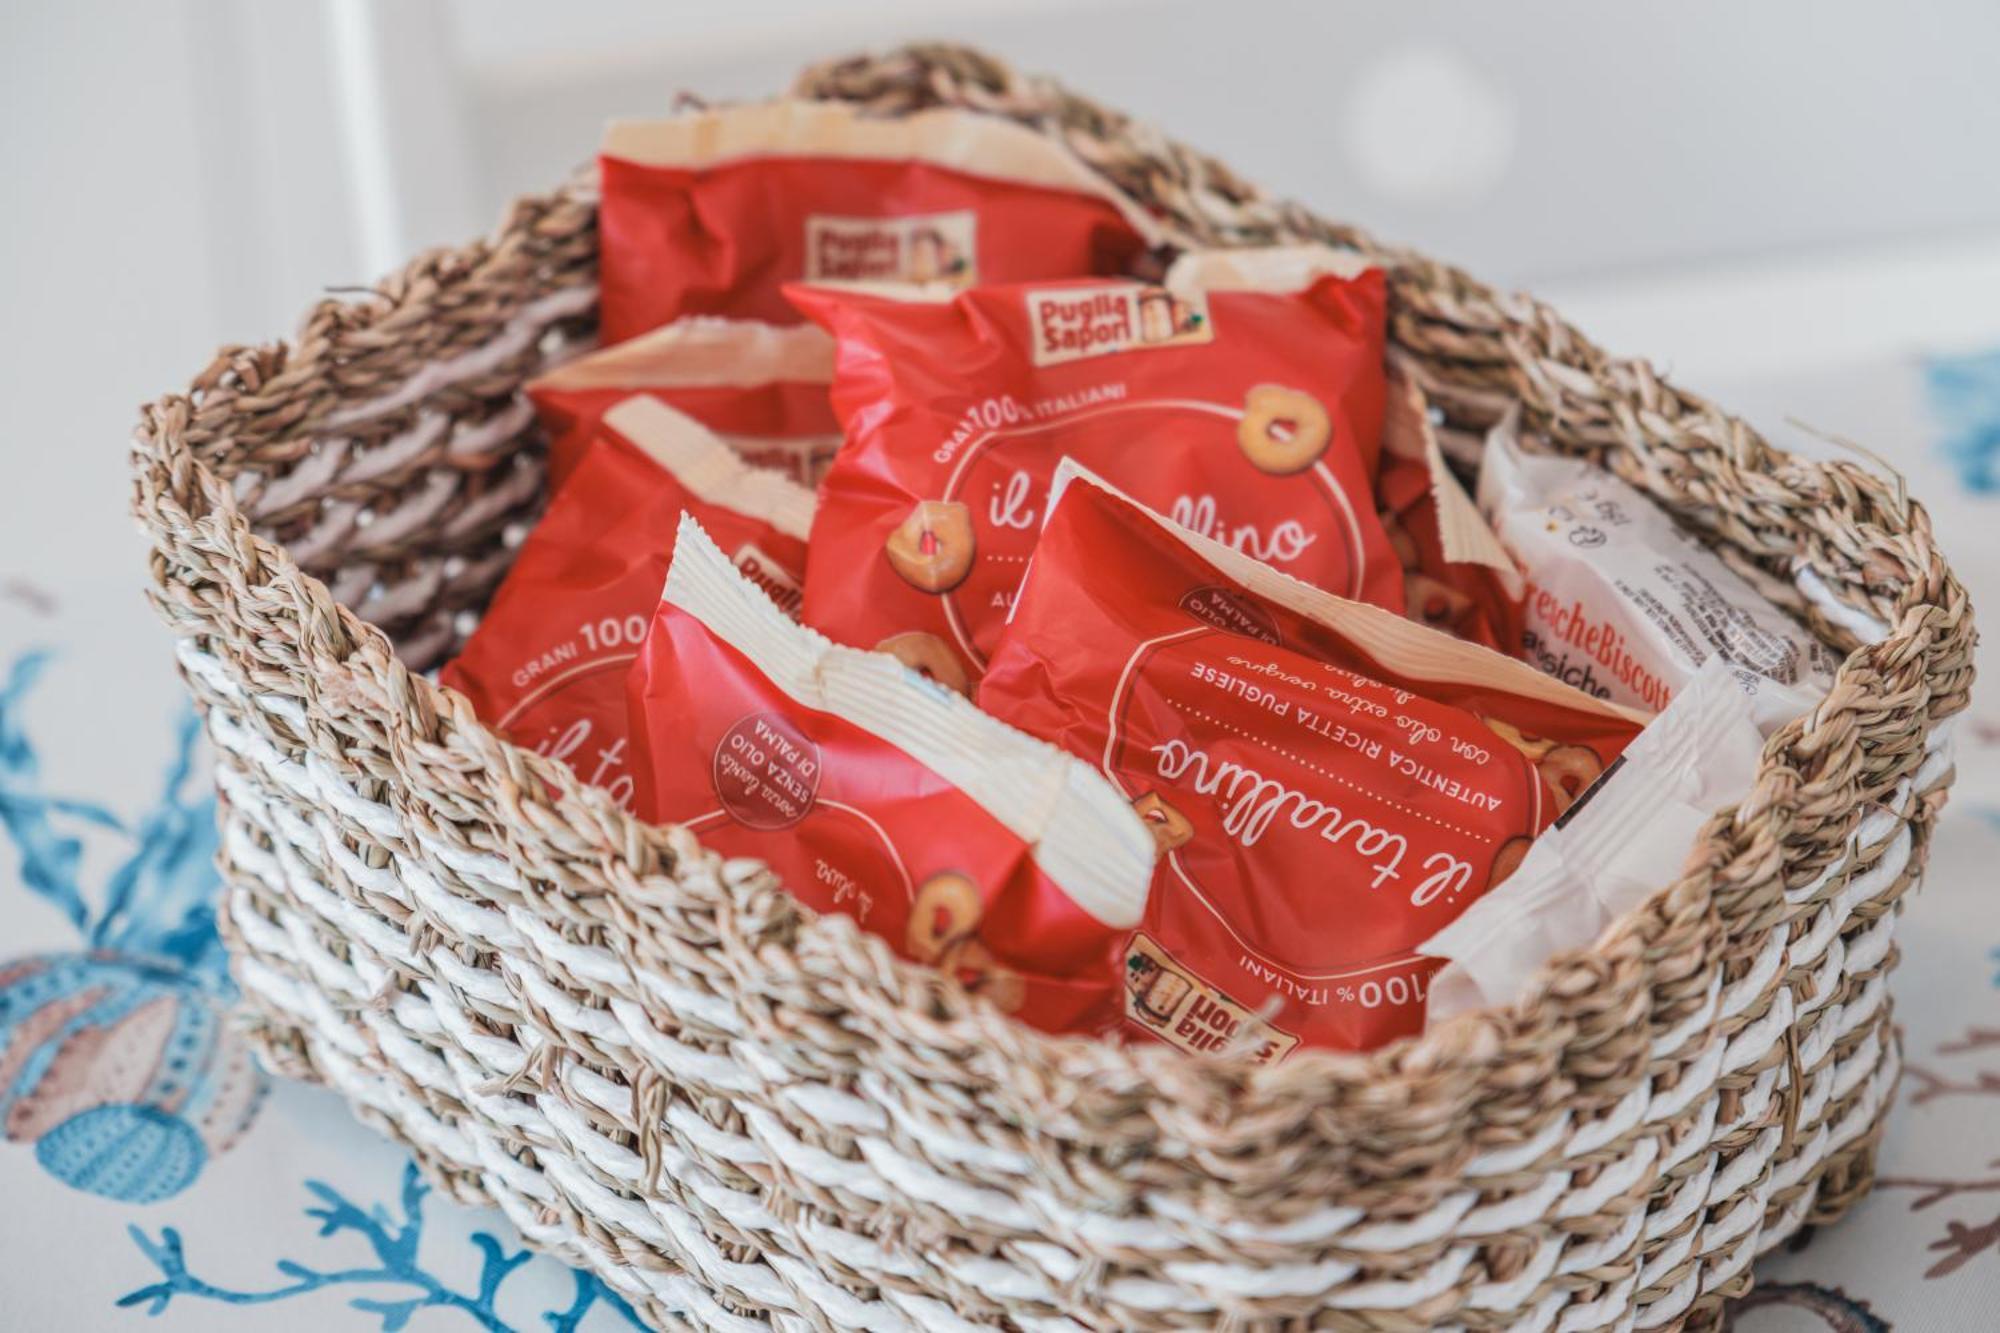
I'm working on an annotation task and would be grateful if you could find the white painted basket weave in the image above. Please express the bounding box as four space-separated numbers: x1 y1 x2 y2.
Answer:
130 45 1972 1333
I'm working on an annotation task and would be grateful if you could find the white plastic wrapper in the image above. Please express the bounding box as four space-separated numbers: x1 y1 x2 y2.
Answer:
1419 658 1819 1022
1479 421 1842 713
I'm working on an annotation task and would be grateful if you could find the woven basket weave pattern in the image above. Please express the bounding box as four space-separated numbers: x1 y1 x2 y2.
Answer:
131 45 1971 1332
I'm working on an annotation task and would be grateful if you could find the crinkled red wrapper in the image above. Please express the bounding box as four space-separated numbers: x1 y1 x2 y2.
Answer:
442 403 810 812
790 260 1401 690
625 523 1153 1037
978 471 1643 1056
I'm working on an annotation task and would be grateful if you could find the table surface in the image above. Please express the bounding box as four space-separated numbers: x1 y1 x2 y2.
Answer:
2 353 1995 1332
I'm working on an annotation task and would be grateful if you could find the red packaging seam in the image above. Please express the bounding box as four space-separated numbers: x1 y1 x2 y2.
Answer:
1376 363 1527 649
601 100 1167 247
599 100 1167 339
600 397 817 541
527 318 840 491
1384 370 1520 588
1043 460 1645 719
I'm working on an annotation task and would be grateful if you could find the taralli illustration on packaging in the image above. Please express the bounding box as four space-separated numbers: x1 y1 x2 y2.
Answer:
1479 415 1841 712
1375 362 1525 650
791 245 1402 686
440 397 813 810
874 630 971 696
977 463 1645 1055
597 100 1163 341
1238 383 1334 474
884 499 976 593
526 318 841 491
624 516 1156 1036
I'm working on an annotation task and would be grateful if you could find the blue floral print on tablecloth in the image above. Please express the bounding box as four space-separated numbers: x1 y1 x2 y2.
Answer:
0 649 265 1203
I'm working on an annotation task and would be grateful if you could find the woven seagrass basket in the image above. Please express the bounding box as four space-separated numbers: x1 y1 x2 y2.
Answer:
131 45 1972 1332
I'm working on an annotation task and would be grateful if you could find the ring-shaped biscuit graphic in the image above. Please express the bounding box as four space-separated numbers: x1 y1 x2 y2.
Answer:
885 499 975 593
875 631 971 697
1132 791 1194 854
1404 573 1473 630
941 938 1026 1014
906 870 982 963
1483 716 1556 763
1488 835 1533 888
1237 384 1333 475
1537 744 1603 813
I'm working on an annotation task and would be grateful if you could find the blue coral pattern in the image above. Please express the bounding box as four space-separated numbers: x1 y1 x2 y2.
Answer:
0 649 263 1203
121 1162 644 1331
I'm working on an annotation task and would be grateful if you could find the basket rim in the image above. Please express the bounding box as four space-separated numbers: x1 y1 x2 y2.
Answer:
128 42 1973 1129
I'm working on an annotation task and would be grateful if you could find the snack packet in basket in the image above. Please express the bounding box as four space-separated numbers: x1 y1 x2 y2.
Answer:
1376 363 1525 651
528 318 840 492
789 245 1402 690
1420 658 1821 1022
440 397 812 812
598 100 1163 343
625 516 1156 1037
1479 416 1841 713
976 463 1647 1056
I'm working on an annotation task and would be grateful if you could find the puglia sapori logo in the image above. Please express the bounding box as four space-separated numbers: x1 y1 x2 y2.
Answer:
804 211 976 286
1026 283 1213 366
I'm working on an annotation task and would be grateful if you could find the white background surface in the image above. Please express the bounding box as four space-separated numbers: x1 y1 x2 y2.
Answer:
3 3 1997 1328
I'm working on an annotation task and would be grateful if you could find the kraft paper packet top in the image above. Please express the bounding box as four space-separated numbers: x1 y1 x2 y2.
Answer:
597 99 1166 342
1419 657 1822 1022
526 318 841 492
1478 416 1842 714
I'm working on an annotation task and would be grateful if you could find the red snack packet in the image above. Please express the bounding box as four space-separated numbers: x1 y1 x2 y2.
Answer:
441 397 812 811
1375 363 1527 652
626 517 1155 1036
598 101 1162 343
977 463 1646 1056
789 246 1403 689
528 319 840 492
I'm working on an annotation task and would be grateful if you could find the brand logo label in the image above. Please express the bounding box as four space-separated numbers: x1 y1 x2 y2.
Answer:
1178 585 1280 644
804 211 977 285
713 711 821 830
733 542 803 618
1123 932 1298 1063
1027 285 1213 365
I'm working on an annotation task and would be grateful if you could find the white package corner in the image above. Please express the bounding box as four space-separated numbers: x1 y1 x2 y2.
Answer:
1419 659 1820 1023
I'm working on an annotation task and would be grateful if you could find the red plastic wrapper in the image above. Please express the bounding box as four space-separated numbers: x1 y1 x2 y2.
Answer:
527 319 840 493
441 397 813 811
789 246 1402 691
1375 362 1527 652
625 517 1155 1036
977 464 1646 1057
598 101 1162 343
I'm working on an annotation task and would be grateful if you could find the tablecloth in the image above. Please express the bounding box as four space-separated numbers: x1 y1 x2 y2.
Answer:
2 353 1994 1331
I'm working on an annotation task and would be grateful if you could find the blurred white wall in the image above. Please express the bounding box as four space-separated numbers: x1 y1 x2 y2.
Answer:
434 0 2000 385
5 0 2000 595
